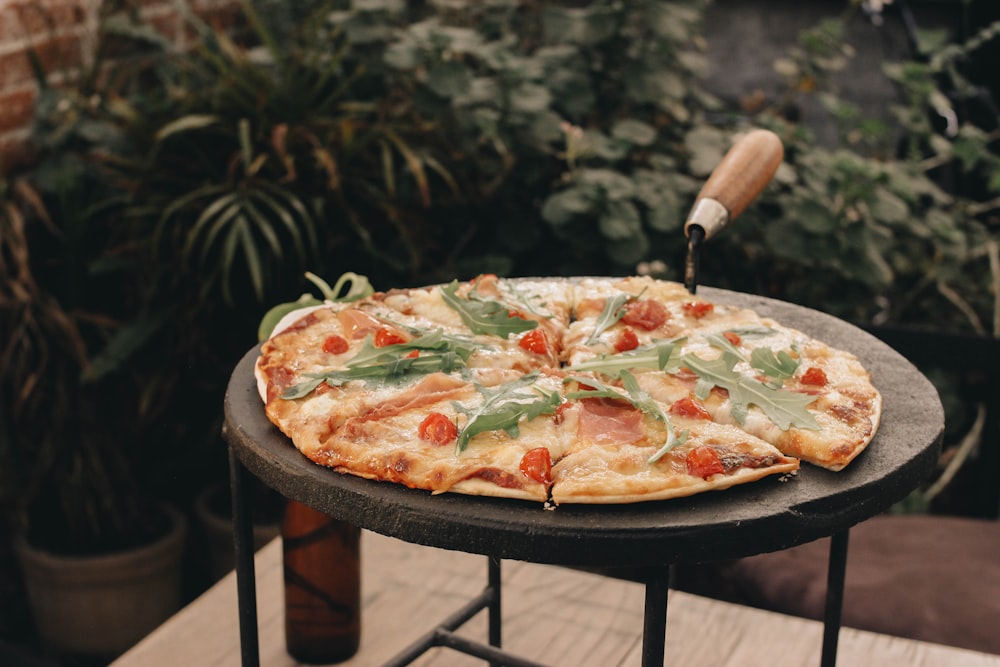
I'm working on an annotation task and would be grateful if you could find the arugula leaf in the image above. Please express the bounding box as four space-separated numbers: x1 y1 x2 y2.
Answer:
585 293 630 344
564 371 688 463
281 330 473 399
440 280 538 338
705 333 799 386
566 339 683 378
281 348 467 399
726 326 778 338
452 372 562 453
345 329 477 367
681 352 819 430
705 333 745 361
749 347 799 381
504 281 554 320
564 374 629 401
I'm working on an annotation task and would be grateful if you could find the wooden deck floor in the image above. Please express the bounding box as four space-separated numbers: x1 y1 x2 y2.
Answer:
113 532 1000 667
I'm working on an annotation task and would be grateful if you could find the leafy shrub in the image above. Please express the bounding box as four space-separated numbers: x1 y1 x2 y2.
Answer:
3 0 998 547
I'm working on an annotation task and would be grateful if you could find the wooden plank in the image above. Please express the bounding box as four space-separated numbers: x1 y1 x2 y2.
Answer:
114 532 1000 667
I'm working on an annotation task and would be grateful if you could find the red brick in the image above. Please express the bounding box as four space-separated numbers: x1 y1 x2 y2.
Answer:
0 86 37 135
0 1 89 44
0 33 84 90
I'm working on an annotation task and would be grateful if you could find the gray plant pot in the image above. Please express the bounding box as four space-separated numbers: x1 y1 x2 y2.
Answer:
14 503 188 660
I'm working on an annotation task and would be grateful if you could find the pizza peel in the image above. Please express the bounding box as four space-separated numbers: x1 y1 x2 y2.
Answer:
684 129 784 293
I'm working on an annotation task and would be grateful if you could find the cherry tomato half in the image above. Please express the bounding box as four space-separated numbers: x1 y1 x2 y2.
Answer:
375 327 407 347
418 412 458 446
519 447 552 484
682 301 714 319
518 329 550 355
801 366 828 387
686 445 724 479
614 328 640 352
669 397 712 420
322 335 349 354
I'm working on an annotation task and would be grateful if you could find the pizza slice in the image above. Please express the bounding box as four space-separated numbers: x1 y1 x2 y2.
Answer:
372 274 573 372
548 374 799 504
563 282 881 472
563 277 685 367
668 321 882 471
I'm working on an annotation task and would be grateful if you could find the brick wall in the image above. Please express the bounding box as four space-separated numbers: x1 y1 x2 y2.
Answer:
0 0 239 171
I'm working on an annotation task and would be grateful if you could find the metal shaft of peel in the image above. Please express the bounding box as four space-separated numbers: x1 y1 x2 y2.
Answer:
683 129 784 293
684 225 704 294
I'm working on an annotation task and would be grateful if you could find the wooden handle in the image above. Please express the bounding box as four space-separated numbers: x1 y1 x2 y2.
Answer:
698 129 784 220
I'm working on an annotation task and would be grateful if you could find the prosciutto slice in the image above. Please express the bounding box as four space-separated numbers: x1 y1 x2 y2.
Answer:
576 398 644 445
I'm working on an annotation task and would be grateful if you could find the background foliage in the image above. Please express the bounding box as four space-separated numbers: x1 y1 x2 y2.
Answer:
1 0 998 552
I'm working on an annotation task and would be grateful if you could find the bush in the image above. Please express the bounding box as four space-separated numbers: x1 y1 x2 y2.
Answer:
3 0 998 547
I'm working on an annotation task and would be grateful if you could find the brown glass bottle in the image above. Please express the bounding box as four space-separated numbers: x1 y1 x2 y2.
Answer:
282 499 361 664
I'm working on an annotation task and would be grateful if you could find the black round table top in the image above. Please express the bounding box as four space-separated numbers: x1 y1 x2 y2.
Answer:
224 286 943 568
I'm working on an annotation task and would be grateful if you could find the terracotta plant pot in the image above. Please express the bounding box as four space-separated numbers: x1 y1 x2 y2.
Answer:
14 504 188 660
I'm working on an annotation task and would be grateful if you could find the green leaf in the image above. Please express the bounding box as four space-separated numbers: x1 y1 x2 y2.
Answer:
427 61 472 98
541 186 597 226
585 293 630 344
634 170 681 232
564 371 687 461
384 38 422 69
257 296 322 341
749 347 800 382
681 352 820 431
684 126 727 177
598 200 642 240
83 312 169 383
439 280 538 337
872 188 909 224
583 130 630 161
796 199 838 234
607 229 650 266
282 343 469 399
345 329 477 368
326 272 374 302
612 119 657 146
580 169 636 200
567 339 683 378
453 373 562 453
510 83 552 113
237 214 266 301
542 5 619 45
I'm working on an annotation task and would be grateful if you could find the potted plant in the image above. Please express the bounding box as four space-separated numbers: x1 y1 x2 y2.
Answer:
0 157 188 660
0 8 195 661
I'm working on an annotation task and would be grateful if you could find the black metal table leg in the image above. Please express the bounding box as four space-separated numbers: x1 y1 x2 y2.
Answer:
229 447 261 667
821 529 850 667
488 556 502 667
641 566 671 667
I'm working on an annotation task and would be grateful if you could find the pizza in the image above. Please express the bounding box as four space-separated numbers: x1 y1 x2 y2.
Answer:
254 274 881 505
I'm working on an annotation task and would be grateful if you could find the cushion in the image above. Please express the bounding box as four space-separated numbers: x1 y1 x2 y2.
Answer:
674 515 1000 654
